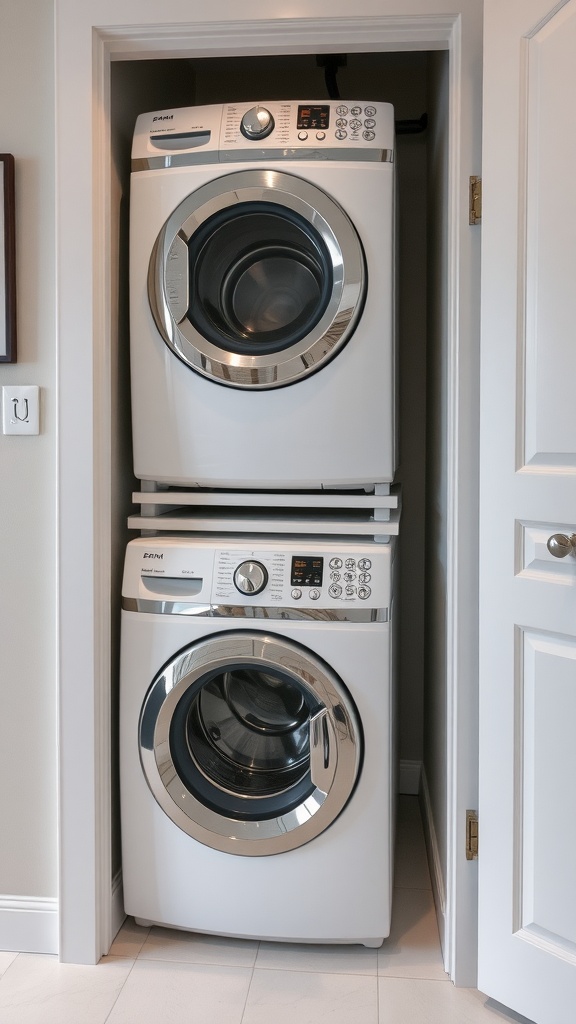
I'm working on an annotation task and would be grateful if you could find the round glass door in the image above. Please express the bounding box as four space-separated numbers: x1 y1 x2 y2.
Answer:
139 631 362 856
148 169 366 389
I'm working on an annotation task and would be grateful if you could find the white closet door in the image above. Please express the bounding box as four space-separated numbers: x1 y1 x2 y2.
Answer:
479 2 576 1022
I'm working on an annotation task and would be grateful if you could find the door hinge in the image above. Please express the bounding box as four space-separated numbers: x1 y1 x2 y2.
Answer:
469 176 482 225
466 810 479 860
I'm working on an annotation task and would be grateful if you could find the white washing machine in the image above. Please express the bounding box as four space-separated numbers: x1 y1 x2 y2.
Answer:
120 533 397 946
129 100 396 489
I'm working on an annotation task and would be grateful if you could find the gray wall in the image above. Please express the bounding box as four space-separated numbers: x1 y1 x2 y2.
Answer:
0 0 57 900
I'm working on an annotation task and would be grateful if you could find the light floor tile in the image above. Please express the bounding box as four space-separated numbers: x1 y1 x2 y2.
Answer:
243 968 378 1024
138 926 259 967
255 940 377 976
378 887 446 980
378 978 525 1024
106 959 251 1024
0 953 133 1024
0 951 18 977
107 917 150 959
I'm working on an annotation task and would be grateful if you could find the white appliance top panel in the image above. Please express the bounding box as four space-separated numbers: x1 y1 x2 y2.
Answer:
123 535 394 611
132 101 394 165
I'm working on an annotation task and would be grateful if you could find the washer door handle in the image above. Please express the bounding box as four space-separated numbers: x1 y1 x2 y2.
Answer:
310 707 336 794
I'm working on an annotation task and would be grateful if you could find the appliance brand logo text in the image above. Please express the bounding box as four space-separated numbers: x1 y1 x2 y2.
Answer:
143 553 163 559
152 115 174 122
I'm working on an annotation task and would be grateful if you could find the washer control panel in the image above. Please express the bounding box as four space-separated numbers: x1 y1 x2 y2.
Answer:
123 537 392 612
132 101 394 165
213 547 387 609
222 100 394 154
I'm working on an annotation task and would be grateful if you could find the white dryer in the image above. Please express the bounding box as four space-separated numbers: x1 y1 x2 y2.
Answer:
120 533 397 945
129 100 396 489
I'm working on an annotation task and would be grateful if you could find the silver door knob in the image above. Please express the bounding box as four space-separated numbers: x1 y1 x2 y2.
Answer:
546 533 576 558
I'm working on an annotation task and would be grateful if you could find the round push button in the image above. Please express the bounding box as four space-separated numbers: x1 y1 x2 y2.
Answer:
309 588 321 600
291 588 302 600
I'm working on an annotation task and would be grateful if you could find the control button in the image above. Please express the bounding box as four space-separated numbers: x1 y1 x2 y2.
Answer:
336 104 349 116
316 131 326 141
309 588 321 600
364 105 376 116
350 105 362 116
329 583 342 598
345 558 356 570
359 572 371 584
291 588 302 600
349 118 362 131
345 585 356 596
335 129 347 140
363 130 376 141
364 118 376 129
358 586 372 600
240 105 275 140
336 118 347 128
358 558 372 570
330 571 341 582
234 560 268 595
329 557 343 569
298 130 308 141
344 571 356 583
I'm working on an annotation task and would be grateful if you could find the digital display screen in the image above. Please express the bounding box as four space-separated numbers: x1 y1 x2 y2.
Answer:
297 105 330 130
291 556 324 587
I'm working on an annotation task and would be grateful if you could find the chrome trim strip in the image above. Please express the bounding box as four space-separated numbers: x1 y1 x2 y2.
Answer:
132 148 393 172
122 597 388 622
148 169 366 389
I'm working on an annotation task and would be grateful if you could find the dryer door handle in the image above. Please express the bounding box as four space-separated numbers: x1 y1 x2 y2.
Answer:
310 708 337 794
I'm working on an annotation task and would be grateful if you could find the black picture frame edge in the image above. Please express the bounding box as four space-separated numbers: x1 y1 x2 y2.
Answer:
0 153 16 363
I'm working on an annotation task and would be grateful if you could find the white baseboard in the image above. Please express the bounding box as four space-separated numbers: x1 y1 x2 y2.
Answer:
398 759 422 795
419 766 447 959
109 870 126 949
0 896 58 954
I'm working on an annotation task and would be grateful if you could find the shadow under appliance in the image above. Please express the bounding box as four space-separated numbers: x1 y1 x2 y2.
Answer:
120 533 396 945
129 100 396 488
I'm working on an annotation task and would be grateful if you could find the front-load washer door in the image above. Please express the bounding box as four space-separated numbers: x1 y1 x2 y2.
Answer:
139 631 362 855
148 170 366 389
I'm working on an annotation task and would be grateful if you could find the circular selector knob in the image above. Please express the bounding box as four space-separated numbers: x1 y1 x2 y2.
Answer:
233 560 268 595
240 106 275 140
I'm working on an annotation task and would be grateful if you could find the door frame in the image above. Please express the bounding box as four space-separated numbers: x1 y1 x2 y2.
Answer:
55 2 481 980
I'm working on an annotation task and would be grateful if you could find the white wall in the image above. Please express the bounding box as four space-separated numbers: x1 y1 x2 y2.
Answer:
0 0 58 946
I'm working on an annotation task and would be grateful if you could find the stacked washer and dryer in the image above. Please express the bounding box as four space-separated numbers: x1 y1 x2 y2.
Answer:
121 100 400 947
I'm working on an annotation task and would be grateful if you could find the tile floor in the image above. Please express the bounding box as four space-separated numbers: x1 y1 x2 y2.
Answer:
0 798 528 1024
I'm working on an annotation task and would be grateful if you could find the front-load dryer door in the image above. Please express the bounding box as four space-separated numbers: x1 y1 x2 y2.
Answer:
139 631 362 855
148 170 365 389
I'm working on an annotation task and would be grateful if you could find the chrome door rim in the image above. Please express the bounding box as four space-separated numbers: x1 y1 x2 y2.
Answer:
148 169 366 389
139 631 362 856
